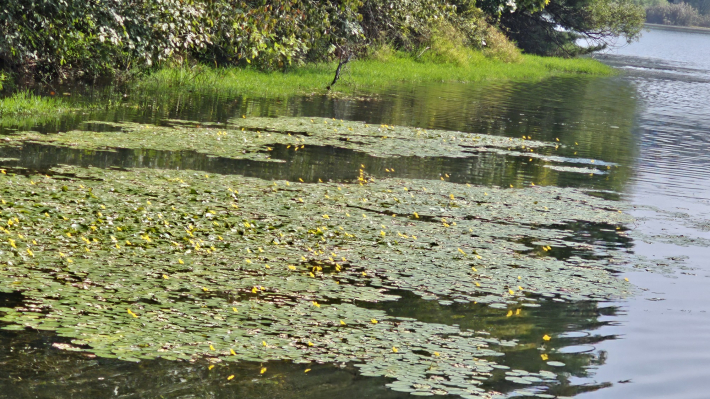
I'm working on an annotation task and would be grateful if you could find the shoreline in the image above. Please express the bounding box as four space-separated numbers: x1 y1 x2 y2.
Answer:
645 23 710 34
1 54 614 128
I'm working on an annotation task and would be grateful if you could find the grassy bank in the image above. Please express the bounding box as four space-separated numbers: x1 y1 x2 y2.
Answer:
137 53 614 98
0 90 82 130
1 52 614 126
0 90 76 117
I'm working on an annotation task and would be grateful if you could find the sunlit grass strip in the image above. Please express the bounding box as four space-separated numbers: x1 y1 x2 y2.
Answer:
0 53 613 127
136 53 614 98
0 91 83 130
0 90 75 117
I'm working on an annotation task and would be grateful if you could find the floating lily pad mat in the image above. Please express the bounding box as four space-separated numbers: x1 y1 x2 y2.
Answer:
0 122 633 397
4 117 572 164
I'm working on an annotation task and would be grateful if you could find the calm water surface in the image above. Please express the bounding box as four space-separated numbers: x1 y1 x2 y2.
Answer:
579 27 710 399
0 27 708 398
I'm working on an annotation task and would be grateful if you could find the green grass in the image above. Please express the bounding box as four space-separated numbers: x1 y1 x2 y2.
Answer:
135 52 614 98
0 90 83 130
0 90 74 116
0 52 614 127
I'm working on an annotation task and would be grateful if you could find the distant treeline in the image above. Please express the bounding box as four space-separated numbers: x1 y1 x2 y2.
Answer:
639 0 710 27
0 0 644 86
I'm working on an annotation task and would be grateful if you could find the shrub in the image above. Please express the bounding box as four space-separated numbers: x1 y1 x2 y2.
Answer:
196 1 363 70
0 0 210 83
482 25 523 63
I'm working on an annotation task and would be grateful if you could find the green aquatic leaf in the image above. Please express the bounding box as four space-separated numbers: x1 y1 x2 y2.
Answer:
0 118 637 398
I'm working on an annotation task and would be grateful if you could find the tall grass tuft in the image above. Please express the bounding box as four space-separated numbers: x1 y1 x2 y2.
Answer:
0 91 73 117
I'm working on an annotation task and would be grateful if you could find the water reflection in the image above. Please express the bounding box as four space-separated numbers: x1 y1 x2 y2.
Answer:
358 290 621 396
4 77 639 166
0 291 620 398
1 140 626 192
0 318 403 399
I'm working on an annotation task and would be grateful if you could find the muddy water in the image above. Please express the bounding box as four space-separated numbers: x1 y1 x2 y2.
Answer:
0 27 708 398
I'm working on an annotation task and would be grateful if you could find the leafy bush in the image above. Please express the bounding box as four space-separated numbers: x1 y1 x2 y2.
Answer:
0 0 210 83
196 0 363 70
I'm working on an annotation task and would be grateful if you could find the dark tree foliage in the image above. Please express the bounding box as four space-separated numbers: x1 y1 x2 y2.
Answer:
681 0 710 15
483 0 645 56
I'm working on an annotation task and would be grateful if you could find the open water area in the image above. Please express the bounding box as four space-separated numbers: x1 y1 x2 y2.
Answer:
0 26 708 398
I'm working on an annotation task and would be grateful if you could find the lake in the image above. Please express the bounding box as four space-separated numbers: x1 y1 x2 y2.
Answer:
0 26 708 399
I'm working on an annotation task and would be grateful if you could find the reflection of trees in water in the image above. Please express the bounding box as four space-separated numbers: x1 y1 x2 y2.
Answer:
3 135 627 193
3 76 638 194
0 308 401 399
0 289 619 398
360 290 619 396
13 75 638 169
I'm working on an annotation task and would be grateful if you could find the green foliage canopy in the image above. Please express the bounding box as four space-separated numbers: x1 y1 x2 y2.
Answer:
492 0 646 56
0 0 210 81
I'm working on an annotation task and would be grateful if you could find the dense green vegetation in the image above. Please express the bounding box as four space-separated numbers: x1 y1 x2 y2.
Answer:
631 0 710 27
1 0 642 84
0 0 641 125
